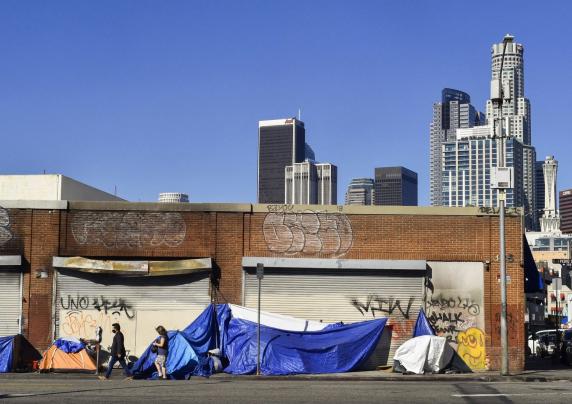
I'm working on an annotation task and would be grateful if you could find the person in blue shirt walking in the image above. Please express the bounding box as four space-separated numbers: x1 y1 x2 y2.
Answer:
153 326 169 379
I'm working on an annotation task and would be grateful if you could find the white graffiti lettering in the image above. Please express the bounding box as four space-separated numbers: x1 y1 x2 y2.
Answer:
70 211 186 248
263 207 353 257
0 207 13 246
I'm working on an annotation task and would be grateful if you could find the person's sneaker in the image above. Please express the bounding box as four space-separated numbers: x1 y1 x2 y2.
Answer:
98 376 109 381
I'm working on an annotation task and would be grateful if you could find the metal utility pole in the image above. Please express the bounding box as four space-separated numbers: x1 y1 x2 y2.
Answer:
256 263 264 376
492 34 514 376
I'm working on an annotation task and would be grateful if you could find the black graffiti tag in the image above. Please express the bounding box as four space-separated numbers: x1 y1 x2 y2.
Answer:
426 296 480 315
92 297 134 319
60 295 134 319
351 295 415 319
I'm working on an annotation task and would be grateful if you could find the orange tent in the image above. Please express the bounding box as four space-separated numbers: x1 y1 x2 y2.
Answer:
38 343 96 372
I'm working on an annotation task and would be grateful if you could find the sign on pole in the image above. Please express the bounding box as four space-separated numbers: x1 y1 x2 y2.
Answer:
256 263 263 375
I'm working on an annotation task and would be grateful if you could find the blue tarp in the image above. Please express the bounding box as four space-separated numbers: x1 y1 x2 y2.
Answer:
54 338 85 354
131 304 219 379
133 304 389 377
0 336 15 373
223 317 387 375
412 309 435 337
130 331 200 379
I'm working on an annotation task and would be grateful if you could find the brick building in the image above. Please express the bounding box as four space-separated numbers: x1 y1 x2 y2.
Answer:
0 200 527 371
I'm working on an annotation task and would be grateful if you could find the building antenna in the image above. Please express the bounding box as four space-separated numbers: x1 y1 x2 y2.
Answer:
298 108 301 120
114 185 117 196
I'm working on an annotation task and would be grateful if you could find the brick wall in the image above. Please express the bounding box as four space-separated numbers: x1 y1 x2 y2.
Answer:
0 205 526 370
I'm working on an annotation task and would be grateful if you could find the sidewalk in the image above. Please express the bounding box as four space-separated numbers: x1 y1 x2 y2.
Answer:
2 358 571 383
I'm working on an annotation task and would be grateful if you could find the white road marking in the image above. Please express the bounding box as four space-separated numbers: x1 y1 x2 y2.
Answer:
453 392 572 397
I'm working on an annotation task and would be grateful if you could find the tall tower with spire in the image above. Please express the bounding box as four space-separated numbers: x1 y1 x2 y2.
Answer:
486 35 536 229
540 156 560 233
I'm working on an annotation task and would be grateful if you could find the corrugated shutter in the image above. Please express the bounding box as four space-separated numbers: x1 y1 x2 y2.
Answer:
243 268 425 367
55 269 211 356
0 271 21 336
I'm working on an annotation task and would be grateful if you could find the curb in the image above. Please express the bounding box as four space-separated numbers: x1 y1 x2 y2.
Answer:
208 373 568 383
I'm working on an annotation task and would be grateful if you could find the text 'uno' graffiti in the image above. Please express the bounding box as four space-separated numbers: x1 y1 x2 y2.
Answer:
263 205 353 257
71 211 186 248
351 295 415 319
60 295 134 319
0 207 13 246
425 295 481 341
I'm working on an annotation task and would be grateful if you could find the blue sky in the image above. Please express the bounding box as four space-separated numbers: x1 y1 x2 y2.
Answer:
0 1 570 204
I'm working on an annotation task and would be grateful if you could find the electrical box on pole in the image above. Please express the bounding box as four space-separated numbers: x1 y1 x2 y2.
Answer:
491 167 514 190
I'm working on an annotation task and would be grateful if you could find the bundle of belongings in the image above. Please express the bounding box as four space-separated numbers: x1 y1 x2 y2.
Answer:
38 337 97 372
392 310 471 375
130 303 388 379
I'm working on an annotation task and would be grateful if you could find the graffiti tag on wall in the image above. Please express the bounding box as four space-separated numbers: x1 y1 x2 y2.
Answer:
263 205 353 257
351 295 415 319
0 207 13 246
425 295 481 342
60 294 135 318
70 211 186 248
457 327 487 369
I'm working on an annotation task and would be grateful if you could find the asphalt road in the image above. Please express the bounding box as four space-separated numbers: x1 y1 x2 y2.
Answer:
2 377 572 403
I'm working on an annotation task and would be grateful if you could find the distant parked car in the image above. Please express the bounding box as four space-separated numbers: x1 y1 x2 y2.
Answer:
561 330 572 364
533 330 560 358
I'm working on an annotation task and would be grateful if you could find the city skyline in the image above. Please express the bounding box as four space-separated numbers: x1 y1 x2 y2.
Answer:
1 2 571 204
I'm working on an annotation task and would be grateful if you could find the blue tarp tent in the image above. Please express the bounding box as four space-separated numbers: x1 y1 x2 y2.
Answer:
130 331 201 379
223 317 387 375
131 304 219 379
54 337 85 354
133 304 390 377
0 336 15 373
412 309 435 337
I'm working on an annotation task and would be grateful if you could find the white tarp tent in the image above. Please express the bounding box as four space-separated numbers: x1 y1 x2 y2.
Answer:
393 335 454 375
228 304 328 332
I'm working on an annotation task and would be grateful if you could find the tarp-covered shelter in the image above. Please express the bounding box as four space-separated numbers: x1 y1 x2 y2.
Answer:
393 335 471 375
131 304 219 379
132 303 389 377
0 335 15 373
222 316 387 375
38 337 96 373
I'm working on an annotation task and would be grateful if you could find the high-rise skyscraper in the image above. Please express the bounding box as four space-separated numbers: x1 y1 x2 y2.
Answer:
560 189 572 235
345 178 374 205
285 161 317 205
436 35 538 230
534 160 545 229
374 167 418 206
430 88 484 206
486 35 536 228
316 163 337 205
442 136 524 208
284 161 337 205
258 118 305 203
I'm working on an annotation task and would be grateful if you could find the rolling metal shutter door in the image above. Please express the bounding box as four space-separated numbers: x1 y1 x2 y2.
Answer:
243 268 425 367
0 272 22 336
55 269 211 356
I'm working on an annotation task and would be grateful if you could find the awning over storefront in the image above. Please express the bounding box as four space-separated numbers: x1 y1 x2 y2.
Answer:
0 255 21 268
524 235 544 293
52 256 212 277
242 257 427 271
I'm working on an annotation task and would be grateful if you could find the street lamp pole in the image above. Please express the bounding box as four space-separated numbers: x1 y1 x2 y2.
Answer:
495 34 513 376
